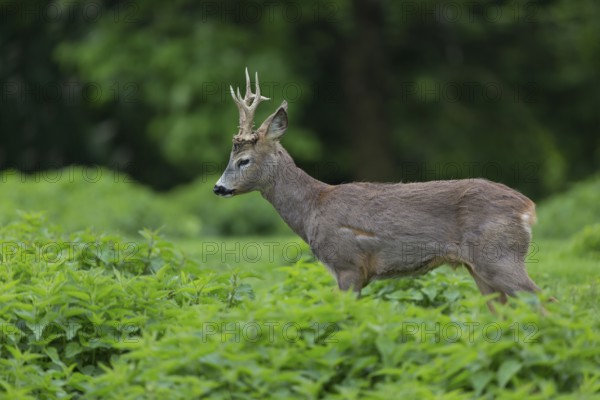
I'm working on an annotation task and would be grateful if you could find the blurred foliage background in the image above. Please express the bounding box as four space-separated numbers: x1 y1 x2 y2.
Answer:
1 0 599 235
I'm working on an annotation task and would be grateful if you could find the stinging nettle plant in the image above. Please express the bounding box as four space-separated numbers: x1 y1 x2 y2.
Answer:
214 68 546 311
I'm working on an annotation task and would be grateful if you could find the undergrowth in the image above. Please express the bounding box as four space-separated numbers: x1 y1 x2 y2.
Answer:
1 214 599 399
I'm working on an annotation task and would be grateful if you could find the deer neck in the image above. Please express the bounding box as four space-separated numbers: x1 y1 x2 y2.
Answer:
260 148 328 241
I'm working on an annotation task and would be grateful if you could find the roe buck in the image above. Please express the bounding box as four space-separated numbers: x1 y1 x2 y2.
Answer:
214 69 542 310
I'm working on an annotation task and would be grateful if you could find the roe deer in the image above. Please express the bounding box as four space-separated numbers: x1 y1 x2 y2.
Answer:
214 69 542 310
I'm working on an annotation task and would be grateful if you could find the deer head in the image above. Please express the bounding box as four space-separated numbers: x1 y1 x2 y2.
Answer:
214 69 289 197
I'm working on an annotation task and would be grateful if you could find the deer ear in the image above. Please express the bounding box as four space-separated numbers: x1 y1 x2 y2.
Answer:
259 101 288 141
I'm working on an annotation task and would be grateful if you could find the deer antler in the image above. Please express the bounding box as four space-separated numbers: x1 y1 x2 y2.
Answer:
230 67 270 142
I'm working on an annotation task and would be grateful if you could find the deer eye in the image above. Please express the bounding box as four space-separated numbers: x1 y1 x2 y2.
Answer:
237 159 250 168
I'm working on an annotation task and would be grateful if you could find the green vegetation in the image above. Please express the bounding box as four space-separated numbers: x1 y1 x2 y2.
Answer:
0 168 195 237
1 174 600 398
570 224 600 261
535 174 600 239
1 214 600 399
0 168 289 237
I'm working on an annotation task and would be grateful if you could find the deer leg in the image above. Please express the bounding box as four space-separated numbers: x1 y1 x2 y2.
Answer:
336 269 363 297
465 264 507 313
483 255 559 303
471 259 559 315
477 260 540 297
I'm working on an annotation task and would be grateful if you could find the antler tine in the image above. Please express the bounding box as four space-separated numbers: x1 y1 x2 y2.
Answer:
247 71 270 110
230 85 245 128
255 72 261 104
252 71 262 109
230 85 243 105
229 85 236 102
245 72 259 112
258 74 270 102
244 67 252 102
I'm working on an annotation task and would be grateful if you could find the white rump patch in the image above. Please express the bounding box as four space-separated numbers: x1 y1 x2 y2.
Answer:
521 213 532 236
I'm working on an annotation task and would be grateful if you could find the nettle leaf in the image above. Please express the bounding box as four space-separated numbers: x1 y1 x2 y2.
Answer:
406 289 424 302
26 322 45 341
44 347 65 368
444 288 462 303
470 370 494 395
15 307 36 323
375 335 398 366
155 264 172 280
236 283 255 300
138 228 155 242
65 322 83 341
80 364 103 377
149 258 165 274
497 360 523 388
65 342 83 359
421 285 439 302
64 290 91 303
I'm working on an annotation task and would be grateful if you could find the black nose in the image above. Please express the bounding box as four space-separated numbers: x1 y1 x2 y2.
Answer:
213 185 234 196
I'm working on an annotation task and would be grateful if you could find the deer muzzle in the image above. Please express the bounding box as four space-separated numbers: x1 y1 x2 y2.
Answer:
213 184 235 197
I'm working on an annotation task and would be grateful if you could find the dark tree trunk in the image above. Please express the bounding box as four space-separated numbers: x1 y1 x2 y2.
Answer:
342 0 395 182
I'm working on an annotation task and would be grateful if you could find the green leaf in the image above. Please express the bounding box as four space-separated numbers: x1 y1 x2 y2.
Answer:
470 371 494 395
497 360 523 388
422 285 439 302
44 347 64 367
65 342 83 359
